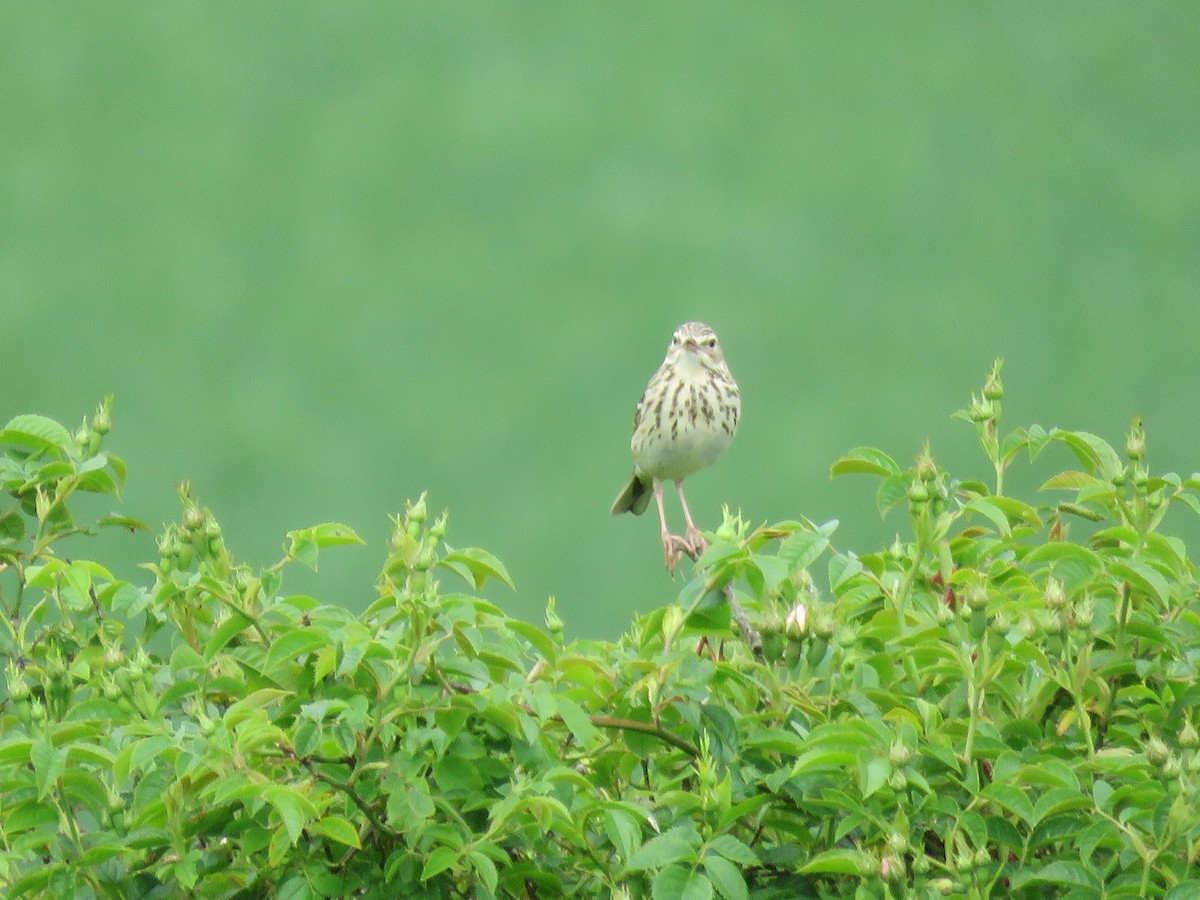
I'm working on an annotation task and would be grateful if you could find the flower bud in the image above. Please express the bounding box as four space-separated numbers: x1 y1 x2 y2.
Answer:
92 407 112 436
544 597 564 635
1125 418 1146 461
880 854 904 881
967 394 994 423
784 602 808 636
966 583 989 611
184 507 205 533
983 365 1004 401
1044 577 1066 609
1180 721 1199 748
1146 737 1170 766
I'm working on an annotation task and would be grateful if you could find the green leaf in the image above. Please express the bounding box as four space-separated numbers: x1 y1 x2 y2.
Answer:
286 522 364 570
830 447 901 478
778 530 829 571
857 752 891 799
31 740 67 799
313 815 361 849
828 552 863 591
421 846 459 881
981 783 1035 826
0 414 74 454
748 553 789 593
1165 883 1200 900
507 619 559 663
604 807 641 861
1040 470 1107 492
264 628 331 675
653 866 712 900
962 497 1013 535
626 829 699 872
262 784 318 845
205 611 256 659
876 474 909 516
707 834 760 866
1009 860 1101 892
439 546 515 590
1050 430 1123 479
1107 559 1172 609
704 854 748 900
798 848 871 875
554 695 598 745
468 848 499 894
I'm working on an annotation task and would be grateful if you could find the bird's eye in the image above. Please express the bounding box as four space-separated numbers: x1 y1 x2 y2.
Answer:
704 338 717 348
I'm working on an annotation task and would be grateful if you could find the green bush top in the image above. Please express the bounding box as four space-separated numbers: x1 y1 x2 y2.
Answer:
2 368 1199 899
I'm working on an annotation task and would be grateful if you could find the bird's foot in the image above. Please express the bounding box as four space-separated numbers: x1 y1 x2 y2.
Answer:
661 532 694 574
683 526 708 558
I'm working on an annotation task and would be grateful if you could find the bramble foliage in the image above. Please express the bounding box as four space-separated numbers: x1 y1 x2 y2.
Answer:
2 368 1200 899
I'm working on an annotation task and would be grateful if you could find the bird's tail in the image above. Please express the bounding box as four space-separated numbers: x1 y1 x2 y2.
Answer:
610 473 652 516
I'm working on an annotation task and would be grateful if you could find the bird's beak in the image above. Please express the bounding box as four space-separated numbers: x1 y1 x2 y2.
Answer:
682 339 700 353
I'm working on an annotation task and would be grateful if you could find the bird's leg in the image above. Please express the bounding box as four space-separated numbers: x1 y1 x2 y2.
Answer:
674 480 707 557
653 479 689 573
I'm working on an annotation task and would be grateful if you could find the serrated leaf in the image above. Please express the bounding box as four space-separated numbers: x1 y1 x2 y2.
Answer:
262 785 318 845
205 612 256 659
962 497 1012 535
1040 471 1107 492
778 530 829 571
1050 430 1123 479
1009 860 1101 892
981 783 1034 826
224 688 290 727
507 619 558 663
798 848 870 875
1 414 74 454
1165 882 1200 900
313 815 361 848
704 854 748 900
827 552 863 591
31 740 67 799
286 522 364 571
653 866 712 900
1107 559 1172 609
554 695 598 745
707 833 759 866
439 547 515 590
264 628 331 675
876 474 908 516
748 553 789 593
421 846 459 881
858 753 891 799
830 447 901 478
626 829 699 872
605 807 641 861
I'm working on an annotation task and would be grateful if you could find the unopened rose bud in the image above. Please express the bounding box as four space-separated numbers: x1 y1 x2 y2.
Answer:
1126 418 1146 461
983 366 1003 401
784 602 808 636
968 394 994 423
1044 577 1066 609
1147 737 1170 766
966 583 989 611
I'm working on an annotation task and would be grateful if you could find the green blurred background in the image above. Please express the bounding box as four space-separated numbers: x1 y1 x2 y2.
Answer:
3 6 1198 636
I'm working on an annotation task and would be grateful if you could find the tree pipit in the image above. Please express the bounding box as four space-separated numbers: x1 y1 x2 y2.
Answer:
611 322 740 572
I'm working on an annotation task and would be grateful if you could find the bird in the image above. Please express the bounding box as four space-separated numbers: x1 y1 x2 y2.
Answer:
611 321 740 572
